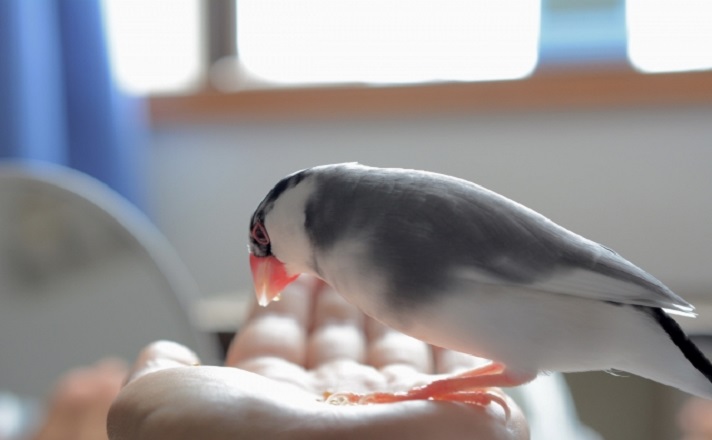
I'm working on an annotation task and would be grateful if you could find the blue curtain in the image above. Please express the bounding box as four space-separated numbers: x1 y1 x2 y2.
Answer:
0 0 145 207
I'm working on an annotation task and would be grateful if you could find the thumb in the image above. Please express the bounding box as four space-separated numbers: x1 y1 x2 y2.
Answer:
125 340 201 385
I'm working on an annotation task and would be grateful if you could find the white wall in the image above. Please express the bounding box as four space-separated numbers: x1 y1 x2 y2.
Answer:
146 107 712 309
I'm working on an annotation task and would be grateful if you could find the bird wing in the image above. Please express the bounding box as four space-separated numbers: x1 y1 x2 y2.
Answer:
307 164 694 315
546 241 694 313
421 171 698 315
531 267 694 314
456 237 695 315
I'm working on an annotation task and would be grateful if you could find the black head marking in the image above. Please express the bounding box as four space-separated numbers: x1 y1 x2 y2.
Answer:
249 168 311 256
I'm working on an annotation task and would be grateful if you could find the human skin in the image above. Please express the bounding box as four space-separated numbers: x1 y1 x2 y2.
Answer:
30 358 127 440
678 396 712 439
107 277 529 440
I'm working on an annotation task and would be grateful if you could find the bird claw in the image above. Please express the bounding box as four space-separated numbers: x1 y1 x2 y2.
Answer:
323 391 413 405
357 391 411 404
436 390 511 417
323 388 509 417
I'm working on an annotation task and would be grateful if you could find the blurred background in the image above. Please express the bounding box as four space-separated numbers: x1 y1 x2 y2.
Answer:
1 0 711 439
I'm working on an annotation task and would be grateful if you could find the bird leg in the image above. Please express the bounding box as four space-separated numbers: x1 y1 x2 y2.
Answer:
325 362 533 413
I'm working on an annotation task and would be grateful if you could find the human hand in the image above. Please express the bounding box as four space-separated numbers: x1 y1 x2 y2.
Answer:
30 358 127 440
678 396 712 439
108 276 528 440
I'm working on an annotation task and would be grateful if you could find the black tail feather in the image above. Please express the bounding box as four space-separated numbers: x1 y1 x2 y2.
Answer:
647 307 712 384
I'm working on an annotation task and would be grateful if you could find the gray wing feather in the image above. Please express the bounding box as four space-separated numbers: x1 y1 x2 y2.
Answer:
305 163 692 312
524 242 692 312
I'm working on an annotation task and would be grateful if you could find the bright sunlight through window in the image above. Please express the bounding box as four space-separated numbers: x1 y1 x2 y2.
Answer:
103 1 712 95
237 0 541 85
102 0 203 95
627 0 712 73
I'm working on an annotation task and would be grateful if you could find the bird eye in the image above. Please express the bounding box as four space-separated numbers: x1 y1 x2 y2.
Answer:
251 222 270 246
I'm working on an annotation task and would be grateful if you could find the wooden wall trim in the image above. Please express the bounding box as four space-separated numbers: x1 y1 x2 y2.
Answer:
148 68 712 124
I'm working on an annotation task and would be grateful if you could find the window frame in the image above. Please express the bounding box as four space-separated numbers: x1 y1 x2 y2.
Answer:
147 0 712 124
148 67 712 124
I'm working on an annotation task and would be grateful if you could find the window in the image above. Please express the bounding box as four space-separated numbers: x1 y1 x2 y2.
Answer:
627 0 712 73
102 0 203 95
539 0 627 65
236 0 540 86
103 0 712 111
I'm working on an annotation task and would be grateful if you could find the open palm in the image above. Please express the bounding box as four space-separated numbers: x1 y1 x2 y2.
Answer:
108 277 527 440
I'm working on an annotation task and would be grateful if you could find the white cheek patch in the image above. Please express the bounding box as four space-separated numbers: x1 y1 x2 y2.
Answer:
265 178 316 275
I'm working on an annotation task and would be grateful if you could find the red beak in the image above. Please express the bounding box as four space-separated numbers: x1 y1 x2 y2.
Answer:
250 254 299 307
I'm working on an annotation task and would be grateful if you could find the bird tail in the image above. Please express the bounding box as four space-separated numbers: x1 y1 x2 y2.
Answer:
620 307 712 399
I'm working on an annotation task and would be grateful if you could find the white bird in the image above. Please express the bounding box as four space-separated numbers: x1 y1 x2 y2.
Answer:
248 163 712 404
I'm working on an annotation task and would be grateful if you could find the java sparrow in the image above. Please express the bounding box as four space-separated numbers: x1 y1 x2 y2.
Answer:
248 163 712 403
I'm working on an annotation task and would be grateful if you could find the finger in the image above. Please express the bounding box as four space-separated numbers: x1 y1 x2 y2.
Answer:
125 340 201 384
306 282 367 368
678 397 712 434
35 369 102 440
433 346 491 375
226 276 314 368
74 360 127 440
365 318 433 374
33 359 127 440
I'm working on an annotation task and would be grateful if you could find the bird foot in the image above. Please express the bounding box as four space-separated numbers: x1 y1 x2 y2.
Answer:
323 362 529 418
324 387 509 414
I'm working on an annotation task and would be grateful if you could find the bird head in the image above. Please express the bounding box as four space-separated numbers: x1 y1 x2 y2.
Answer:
248 168 317 306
